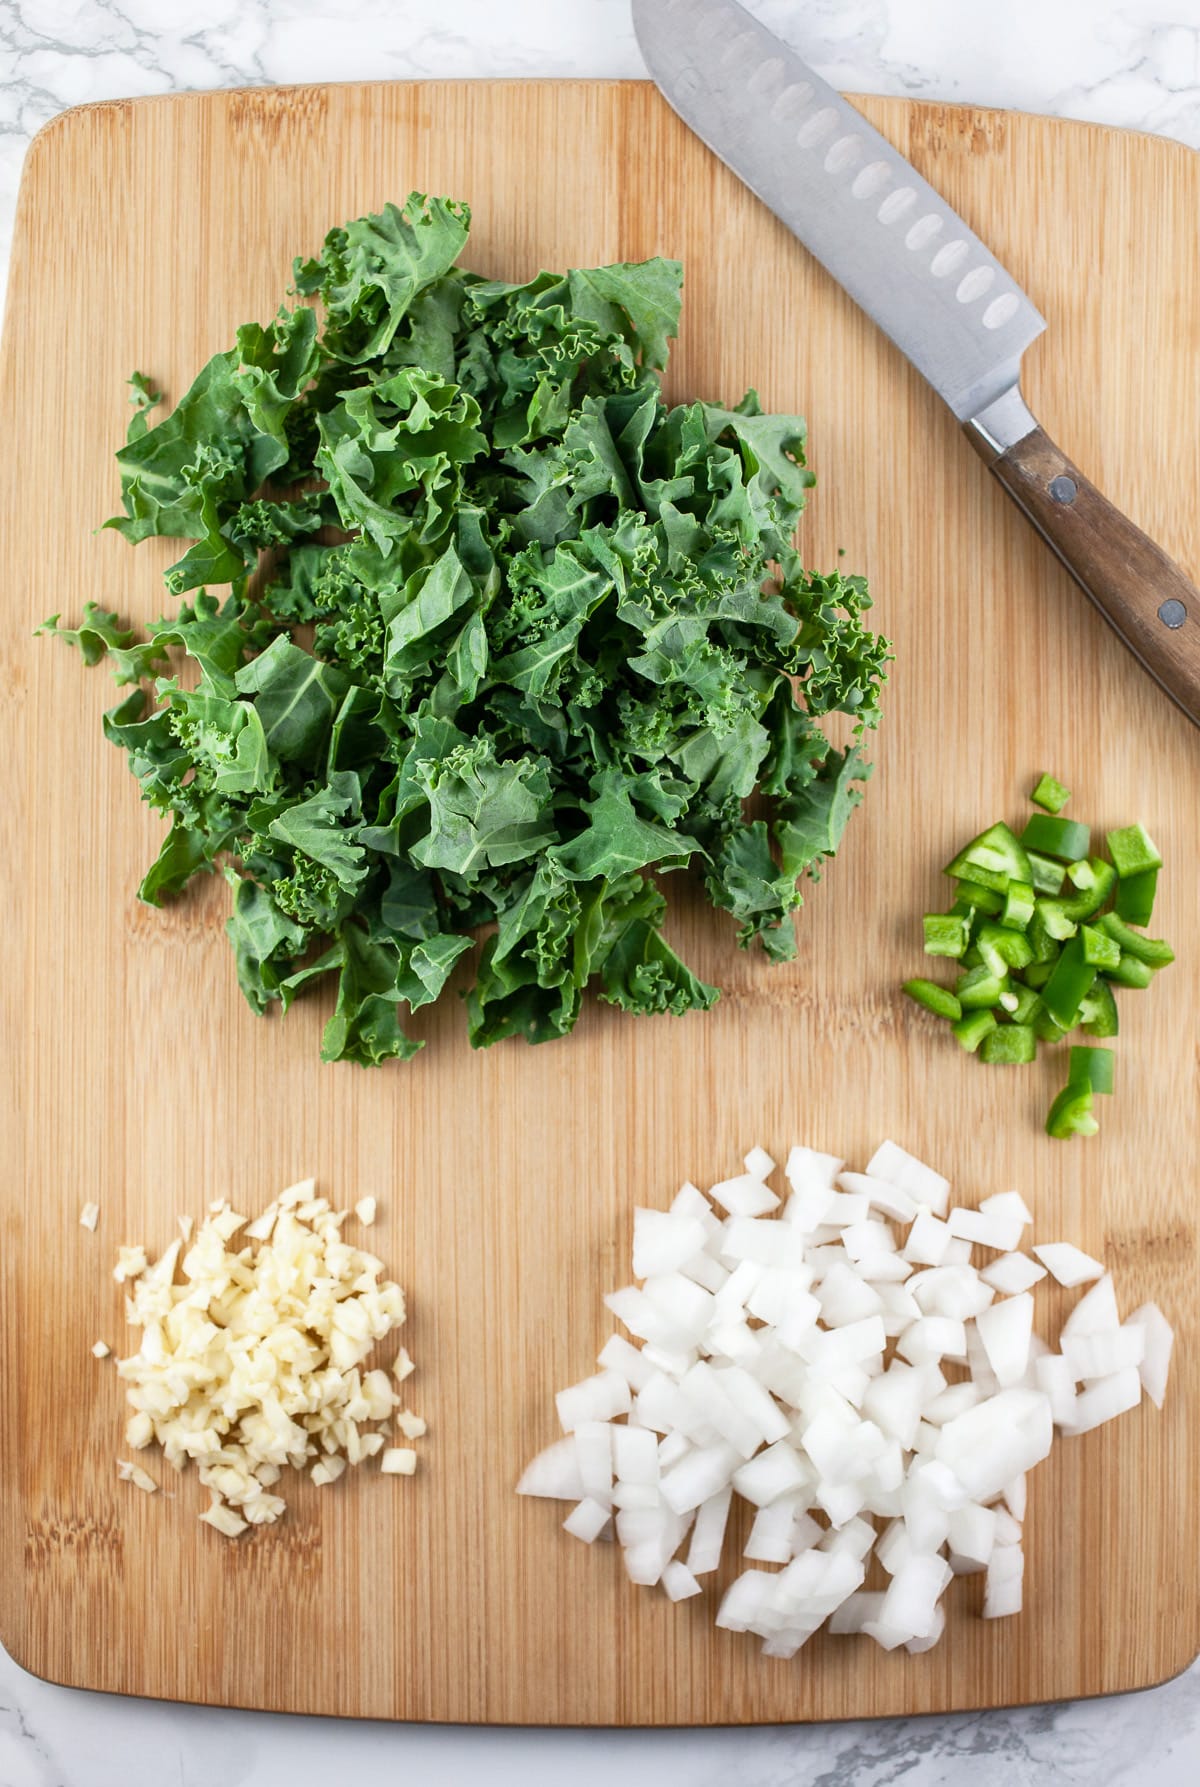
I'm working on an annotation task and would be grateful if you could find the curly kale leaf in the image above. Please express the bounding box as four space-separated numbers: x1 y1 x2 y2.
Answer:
49 192 888 1065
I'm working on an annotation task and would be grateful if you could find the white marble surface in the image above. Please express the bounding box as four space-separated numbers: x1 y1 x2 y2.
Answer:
1 1 1199 1781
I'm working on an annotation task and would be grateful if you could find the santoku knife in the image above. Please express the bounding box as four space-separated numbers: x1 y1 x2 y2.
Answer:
633 0 1200 727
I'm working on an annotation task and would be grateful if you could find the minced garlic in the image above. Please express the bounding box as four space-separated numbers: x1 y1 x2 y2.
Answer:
113 1183 416 1537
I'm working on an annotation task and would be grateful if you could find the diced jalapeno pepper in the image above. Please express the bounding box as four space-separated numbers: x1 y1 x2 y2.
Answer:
1097 912 1175 967
999 882 1035 931
1031 773 1071 814
980 1024 1037 1065
1079 924 1121 971
944 822 1032 891
1106 824 1162 879
952 1009 998 1053
923 913 970 958
1046 1082 1099 1139
1068 1044 1114 1096
955 966 1008 1010
1041 934 1096 1030
1020 815 1091 861
1080 980 1119 1038
903 979 963 1021
1114 867 1157 926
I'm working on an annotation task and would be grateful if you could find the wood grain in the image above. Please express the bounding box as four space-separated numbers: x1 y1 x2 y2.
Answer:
0 81 1197 1726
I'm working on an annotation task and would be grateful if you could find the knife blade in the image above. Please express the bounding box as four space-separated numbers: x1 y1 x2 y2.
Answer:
633 0 1200 727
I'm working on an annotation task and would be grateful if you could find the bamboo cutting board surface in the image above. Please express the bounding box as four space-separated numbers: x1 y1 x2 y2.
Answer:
0 82 1197 1726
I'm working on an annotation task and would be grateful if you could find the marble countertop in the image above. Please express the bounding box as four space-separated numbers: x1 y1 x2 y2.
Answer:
2 1 1198 1781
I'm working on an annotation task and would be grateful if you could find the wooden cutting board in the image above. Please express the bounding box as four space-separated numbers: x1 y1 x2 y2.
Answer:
1 81 1197 1727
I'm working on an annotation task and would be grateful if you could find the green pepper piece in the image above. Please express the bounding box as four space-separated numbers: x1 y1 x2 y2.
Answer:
1066 859 1096 891
1114 867 1158 926
976 922 1035 977
902 978 962 1021
953 880 1005 915
980 1023 1037 1065
1034 898 1079 943
1020 815 1091 861
1097 912 1175 967
1027 851 1067 895
1106 824 1162 879
1024 958 1057 990
1104 951 1153 989
1056 858 1117 921
923 913 969 958
1041 934 1096 1030
1068 1044 1114 1096
1033 1004 1069 1043
1046 1082 1099 1139
944 822 1032 892
1031 773 1071 813
953 1009 998 1053
1080 981 1119 1038
1080 924 1121 970
1033 861 1115 932
955 966 1007 1010
999 882 1035 931
1006 984 1042 1024
1025 908 1061 965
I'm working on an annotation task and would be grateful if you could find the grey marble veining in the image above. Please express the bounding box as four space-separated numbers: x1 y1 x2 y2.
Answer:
1 1 1198 1781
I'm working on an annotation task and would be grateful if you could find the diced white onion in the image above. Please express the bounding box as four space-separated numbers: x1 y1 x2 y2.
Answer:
686 1486 732 1575
864 1141 950 1217
1126 1303 1174 1409
1061 1273 1120 1340
519 1140 1172 1659
903 1210 952 1267
981 1252 1046 1295
662 1559 703 1600
564 1497 613 1542
1066 1368 1143 1435
983 1546 1024 1617
947 1207 1025 1252
633 1208 711 1280
556 1371 632 1432
709 1174 780 1218
979 1191 1033 1227
1033 1243 1105 1287
975 1293 1034 1387
1061 1327 1145 1382
742 1146 776 1181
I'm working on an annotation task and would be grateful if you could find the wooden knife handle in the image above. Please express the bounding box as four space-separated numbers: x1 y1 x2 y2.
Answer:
989 425 1200 727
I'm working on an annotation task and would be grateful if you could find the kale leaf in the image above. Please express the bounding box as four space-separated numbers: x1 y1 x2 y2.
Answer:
48 193 889 1064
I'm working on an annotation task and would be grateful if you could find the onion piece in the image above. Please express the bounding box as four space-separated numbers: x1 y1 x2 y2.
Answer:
564 1497 613 1543
662 1559 703 1601
865 1141 950 1217
1033 1243 1105 1287
1126 1303 1174 1409
981 1252 1046 1295
975 1293 1034 1387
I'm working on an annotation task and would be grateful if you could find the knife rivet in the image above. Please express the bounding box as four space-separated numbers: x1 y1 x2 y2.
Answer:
1048 475 1077 504
1158 598 1187 630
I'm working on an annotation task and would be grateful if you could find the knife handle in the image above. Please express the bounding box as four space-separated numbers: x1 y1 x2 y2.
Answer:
986 425 1200 727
